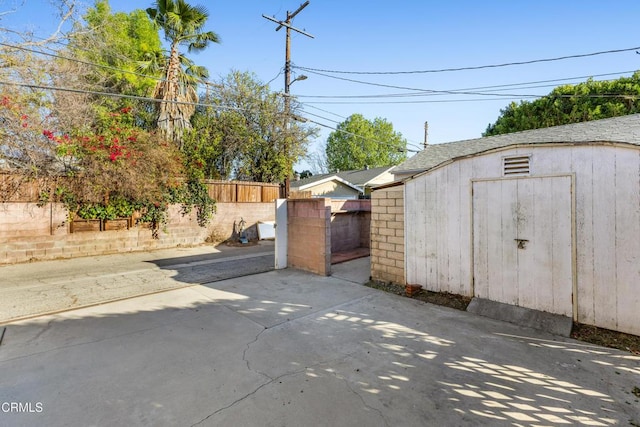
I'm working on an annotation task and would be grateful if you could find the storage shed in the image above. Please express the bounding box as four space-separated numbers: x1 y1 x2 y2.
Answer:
395 114 640 336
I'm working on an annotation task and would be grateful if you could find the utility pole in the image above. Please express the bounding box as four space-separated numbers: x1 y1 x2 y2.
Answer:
423 121 429 149
262 2 314 197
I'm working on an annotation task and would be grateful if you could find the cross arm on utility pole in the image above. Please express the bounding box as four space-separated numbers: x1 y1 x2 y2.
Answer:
261 15 315 38
262 1 313 198
277 0 309 30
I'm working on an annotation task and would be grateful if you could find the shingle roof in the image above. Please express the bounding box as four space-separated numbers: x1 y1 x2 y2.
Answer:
394 114 640 174
335 166 394 187
290 172 333 188
291 166 394 188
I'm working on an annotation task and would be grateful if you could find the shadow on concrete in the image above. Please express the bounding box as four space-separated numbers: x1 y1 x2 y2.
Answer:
1 267 638 426
145 242 275 285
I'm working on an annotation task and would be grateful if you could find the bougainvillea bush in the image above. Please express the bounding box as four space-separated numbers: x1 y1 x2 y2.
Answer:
2 96 214 228
49 106 183 205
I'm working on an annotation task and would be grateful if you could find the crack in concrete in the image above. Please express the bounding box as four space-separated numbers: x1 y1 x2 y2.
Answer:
190 358 355 427
242 327 270 380
330 370 390 427
0 323 169 364
220 293 375 333
192 319 372 427
26 320 53 344
190 373 279 426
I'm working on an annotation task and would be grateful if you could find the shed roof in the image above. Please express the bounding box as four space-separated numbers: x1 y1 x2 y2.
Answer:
394 114 640 174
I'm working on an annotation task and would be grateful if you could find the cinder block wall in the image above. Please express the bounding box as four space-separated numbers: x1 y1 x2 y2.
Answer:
0 202 275 264
329 199 371 253
371 184 405 285
287 198 331 276
210 202 275 241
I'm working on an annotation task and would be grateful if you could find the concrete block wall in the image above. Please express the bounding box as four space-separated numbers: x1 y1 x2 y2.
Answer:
0 202 275 265
331 212 363 252
211 202 275 241
370 184 405 285
287 198 331 276
329 199 371 253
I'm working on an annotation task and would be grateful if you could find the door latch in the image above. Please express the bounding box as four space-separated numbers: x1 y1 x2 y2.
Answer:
514 238 529 249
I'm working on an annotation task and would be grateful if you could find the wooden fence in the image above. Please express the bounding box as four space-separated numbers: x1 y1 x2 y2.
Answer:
0 174 60 202
204 180 281 203
0 174 282 203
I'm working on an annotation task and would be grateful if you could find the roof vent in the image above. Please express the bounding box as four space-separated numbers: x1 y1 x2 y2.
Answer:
503 155 530 176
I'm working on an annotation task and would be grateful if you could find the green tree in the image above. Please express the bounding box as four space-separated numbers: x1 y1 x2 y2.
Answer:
65 0 163 129
325 114 407 172
185 70 317 182
484 72 640 136
146 0 220 146
69 0 161 96
298 170 313 179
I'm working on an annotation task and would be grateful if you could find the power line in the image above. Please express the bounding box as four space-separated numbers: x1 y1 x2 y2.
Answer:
305 94 640 105
303 98 526 105
295 67 557 97
0 41 163 83
293 70 639 100
295 45 640 75
265 67 285 86
299 111 422 152
301 109 424 151
0 80 253 112
300 116 420 153
449 70 638 92
303 104 347 119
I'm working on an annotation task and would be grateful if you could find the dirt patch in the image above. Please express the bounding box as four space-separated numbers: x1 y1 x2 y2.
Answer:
364 281 471 311
221 239 260 247
571 323 640 355
366 281 640 354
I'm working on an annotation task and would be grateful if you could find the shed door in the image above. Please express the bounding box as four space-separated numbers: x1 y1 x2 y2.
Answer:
472 176 573 317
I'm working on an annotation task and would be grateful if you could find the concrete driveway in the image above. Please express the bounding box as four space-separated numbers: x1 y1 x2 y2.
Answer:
0 241 275 323
1 257 639 426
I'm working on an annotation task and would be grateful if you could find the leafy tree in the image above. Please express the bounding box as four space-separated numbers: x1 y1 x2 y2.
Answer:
65 0 163 129
325 114 407 172
185 70 318 182
484 72 640 136
305 149 329 174
69 0 161 96
298 170 313 179
146 0 220 146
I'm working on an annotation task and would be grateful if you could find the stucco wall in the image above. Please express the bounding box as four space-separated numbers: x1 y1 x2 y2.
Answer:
0 202 275 265
370 184 405 285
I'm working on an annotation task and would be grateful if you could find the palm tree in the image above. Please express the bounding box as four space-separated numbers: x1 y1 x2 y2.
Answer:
146 0 220 146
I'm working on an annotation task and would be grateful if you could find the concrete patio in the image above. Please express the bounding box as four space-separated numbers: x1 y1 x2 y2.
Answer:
1 257 639 426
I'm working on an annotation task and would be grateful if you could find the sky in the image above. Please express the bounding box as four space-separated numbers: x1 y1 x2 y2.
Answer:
3 0 640 171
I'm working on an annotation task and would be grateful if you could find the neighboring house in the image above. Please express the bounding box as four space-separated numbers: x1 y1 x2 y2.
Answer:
291 175 362 199
386 114 640 336
292 166 396 198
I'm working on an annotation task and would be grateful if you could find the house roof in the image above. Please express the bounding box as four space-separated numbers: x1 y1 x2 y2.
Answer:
291 174 362 193
335 166 394 187
292 166 394 189
394 114 640 175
